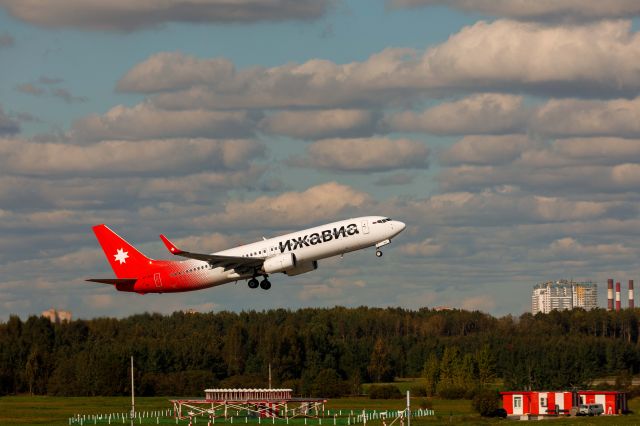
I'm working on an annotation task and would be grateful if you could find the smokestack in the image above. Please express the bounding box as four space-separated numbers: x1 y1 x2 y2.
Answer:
616 282 621 311
630 280 635 309
608 279 614 311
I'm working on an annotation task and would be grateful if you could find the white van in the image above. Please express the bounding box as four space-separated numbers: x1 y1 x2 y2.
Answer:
578 404 604 416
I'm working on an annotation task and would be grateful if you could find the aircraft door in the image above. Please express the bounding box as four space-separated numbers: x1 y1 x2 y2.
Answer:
154 272 162 288
361 220 369 234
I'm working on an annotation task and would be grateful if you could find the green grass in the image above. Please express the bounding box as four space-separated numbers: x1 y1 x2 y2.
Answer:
361 379 427 394
2 395 640 426
0 396 171 425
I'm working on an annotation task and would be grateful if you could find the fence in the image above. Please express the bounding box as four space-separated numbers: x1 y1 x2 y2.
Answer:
69 409 435 425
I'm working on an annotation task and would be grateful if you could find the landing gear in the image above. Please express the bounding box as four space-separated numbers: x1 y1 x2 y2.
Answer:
248 277 259 289
260 278 271 290
248 275 271 290
375 239 390 258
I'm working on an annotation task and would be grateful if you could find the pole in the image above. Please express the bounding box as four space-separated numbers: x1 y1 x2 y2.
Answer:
406 390 410 426
131 356 135 426
269 363 272 390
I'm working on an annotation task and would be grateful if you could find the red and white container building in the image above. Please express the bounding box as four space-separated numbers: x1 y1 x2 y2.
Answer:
501 390 626 417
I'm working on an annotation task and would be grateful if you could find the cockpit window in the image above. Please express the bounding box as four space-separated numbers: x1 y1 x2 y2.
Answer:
374 218 392 224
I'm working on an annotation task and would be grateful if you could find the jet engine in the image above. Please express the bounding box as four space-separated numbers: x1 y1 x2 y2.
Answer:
263 253 297 274
284 260 318 276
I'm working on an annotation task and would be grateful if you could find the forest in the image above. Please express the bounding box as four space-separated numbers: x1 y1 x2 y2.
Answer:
1 307 639 398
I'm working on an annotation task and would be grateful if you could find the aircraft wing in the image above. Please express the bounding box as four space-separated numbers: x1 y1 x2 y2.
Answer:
159 234 263 274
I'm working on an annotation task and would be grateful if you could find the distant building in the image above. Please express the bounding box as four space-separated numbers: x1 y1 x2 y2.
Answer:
501 390 627 417
41 308 72 323
433 306 453 311
531 280 597 314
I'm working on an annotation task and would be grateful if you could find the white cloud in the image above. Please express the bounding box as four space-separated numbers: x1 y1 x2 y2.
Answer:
192 182 371 229
389 93 529 135
117 53 236 93
552 138 640 163
70 102 257 141
390 0 640 22
291 138 429 171
260 109 376 140
459 295 496 313
118 20 640 110
399 238 442 257
398 188 612 227
297 277 367 302
440 135 531 166
546 237 634 258
533 97 640 138
0 167 265 211
0 137 263 177
0 0 331 31
532 196 608 222
160 232 241 253
611 163 640 186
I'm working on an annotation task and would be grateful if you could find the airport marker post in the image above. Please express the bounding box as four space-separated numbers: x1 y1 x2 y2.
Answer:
131 356 135 426
406 391 410 426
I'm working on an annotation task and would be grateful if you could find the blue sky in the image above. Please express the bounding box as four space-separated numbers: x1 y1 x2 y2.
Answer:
3 0 640 319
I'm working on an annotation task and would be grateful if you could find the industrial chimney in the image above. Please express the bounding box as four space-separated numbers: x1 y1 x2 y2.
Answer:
608 279 614 311
630 280 635 309
616 282 621 311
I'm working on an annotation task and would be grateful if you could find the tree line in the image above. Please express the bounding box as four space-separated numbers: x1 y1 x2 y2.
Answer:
1 307 639 397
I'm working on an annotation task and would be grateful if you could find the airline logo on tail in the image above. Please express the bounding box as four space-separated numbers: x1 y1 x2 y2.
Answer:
114 249 129 264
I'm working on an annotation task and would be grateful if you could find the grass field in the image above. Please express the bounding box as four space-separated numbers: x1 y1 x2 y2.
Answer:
3 395 640 426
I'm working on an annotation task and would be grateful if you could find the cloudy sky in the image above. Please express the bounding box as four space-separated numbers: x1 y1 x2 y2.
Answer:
2 0 640 320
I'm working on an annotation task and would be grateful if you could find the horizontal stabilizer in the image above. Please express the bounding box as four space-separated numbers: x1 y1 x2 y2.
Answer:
86 278 137 285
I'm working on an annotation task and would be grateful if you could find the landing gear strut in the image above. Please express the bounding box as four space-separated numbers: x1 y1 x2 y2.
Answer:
375 239 390 258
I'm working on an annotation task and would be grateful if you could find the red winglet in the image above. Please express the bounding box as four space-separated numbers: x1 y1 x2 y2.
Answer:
159 234 184 255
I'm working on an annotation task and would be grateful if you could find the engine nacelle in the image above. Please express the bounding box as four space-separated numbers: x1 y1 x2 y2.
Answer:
285 260 318 276
263 253 297 274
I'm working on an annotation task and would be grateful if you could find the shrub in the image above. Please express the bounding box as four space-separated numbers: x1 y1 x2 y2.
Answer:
436 384 467 399
368 384 403 399
472 388 500 417
418 398 434 409
410 385 427 397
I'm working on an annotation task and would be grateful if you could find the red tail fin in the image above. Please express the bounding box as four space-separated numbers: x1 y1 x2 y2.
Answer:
92 225 152 278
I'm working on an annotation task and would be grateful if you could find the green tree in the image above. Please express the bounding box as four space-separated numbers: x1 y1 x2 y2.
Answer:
476 345 495 387
367 337 392 382
422 352 439 396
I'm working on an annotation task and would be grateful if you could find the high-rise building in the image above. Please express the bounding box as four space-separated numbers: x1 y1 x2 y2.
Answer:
532 280 597 314
41 308 72 323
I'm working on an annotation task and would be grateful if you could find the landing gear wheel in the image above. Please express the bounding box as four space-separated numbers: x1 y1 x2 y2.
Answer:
248 278 259 289
260 279 271 290
375 250 383 257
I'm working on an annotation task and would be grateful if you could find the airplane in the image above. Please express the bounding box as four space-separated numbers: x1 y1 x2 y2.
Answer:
87 216 406 294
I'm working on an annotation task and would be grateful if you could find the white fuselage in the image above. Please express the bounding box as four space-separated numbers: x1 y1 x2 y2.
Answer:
163 216 405 291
